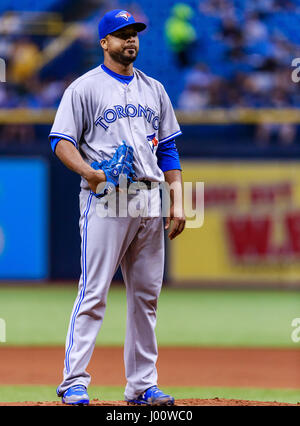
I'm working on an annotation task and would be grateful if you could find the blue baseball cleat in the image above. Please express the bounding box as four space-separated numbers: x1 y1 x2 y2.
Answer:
61 385 89 405
126 386 175 406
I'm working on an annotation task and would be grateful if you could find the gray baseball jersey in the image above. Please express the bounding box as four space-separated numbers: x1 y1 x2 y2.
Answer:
49 64 182 189
52 64 181 401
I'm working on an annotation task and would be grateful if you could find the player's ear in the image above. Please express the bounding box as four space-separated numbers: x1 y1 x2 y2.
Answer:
100 37 108 51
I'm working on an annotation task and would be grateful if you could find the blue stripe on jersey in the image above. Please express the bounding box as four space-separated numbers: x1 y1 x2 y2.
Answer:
156 138 182 172
159 130 182 144
101 64 134 85
65 192 93 374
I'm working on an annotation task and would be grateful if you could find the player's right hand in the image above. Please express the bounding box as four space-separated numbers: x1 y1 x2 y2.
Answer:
85 169 106 193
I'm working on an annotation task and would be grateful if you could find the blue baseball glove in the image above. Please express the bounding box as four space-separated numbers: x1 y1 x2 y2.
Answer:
91 141 136 197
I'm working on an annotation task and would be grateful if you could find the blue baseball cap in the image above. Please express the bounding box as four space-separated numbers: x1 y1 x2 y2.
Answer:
98 9 147 40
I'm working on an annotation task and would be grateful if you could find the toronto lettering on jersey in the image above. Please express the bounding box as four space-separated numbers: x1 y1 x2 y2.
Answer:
95 104 160 130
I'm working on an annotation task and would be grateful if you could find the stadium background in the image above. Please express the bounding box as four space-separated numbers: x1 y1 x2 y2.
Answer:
0 0 300 405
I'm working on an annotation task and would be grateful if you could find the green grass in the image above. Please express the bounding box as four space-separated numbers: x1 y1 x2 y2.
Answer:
0 385 299 404
0 285 299 347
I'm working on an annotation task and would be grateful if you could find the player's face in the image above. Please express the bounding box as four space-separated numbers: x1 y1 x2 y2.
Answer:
103 26 139 65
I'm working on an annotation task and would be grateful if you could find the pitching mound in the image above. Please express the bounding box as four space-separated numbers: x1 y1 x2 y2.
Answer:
0 398 298 406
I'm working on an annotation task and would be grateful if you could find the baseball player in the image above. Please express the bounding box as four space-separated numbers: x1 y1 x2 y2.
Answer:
49 9 185 406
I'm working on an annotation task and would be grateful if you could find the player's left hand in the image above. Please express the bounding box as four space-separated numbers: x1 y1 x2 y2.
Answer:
91 141 136 197
165 205 186 240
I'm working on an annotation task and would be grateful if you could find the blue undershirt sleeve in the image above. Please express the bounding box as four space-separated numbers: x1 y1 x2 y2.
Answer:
156 138 182 172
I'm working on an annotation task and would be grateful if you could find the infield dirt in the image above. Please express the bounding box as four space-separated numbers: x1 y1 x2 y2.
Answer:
0 346 299 406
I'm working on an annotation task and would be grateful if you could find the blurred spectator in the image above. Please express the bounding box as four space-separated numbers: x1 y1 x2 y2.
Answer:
184 63 215 89
246 0 274 14
220 17 243 44
0 84 20 108
8 37 41 84
255 122 297 146
178 84 209 110
1 0 300 149
165 3 197 68
23 76 66 108
199 0 236 20
176 0 300 125
0 124 36 145
178 63 215 110
255 89 297 146
243 12 268 45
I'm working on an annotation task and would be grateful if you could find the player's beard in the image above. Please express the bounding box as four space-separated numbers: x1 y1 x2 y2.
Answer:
109 47 138 66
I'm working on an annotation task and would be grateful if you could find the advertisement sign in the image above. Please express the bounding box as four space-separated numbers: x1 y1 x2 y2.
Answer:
0 158 49 279
172 161 300 285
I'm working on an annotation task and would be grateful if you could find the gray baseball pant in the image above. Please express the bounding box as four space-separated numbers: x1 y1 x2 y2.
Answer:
57 187 164 400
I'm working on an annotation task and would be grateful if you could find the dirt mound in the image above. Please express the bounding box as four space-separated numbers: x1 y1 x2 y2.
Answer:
0 399 298 406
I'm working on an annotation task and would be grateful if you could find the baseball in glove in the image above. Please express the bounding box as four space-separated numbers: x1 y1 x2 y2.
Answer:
91 141 136 197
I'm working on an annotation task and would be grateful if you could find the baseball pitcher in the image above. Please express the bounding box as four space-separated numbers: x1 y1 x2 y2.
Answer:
49 9 185 406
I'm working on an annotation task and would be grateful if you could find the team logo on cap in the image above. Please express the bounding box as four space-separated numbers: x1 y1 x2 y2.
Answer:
115 11 131 21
